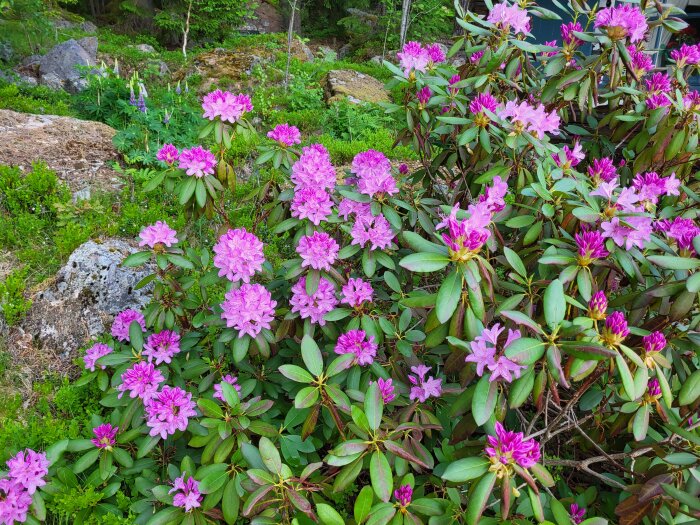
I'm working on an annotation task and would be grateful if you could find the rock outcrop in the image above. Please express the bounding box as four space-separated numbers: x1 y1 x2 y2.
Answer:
18 37 98 92
18 239 154 358
0 109 121 193
323 69 389 104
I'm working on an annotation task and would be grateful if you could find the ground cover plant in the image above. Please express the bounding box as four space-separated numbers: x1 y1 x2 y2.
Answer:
1 1 700 525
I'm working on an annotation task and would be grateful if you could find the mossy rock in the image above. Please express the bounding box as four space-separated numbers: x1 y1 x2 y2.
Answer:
323 69 389 104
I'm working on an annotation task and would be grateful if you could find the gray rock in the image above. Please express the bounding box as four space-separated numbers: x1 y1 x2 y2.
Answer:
149 59 169 75
131 43 156 53
0 42 13 62
18 75 37 86
370 55 384 65
53 19 75 29
338 43 352 59
72 187 91 202
22 55 41 67
21 239 154 357
80 21 98 33
40 72 64 90
38 37 97 92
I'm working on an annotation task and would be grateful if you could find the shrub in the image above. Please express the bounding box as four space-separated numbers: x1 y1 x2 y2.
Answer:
4 2 700 525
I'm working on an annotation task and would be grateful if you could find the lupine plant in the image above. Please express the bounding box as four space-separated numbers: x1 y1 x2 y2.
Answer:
4 0 700 524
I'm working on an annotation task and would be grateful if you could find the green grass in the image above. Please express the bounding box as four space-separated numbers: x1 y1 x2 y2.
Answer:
0 81 75 115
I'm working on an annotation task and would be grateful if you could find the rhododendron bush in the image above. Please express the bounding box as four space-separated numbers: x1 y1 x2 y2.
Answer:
6 1 700 524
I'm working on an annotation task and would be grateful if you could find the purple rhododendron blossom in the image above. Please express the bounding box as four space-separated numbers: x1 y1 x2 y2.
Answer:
465 323 525 382
470 92 499 114
221 283 276 338
485 421 540 468
201 90 252 123
408 364 442 402
334 329 377 366
352 150 398 197
291 187 334 225
394 484 412 507
570 503 586 524
350 213 395 250
628 45 654 77
139 221 178 248
499 99 560 139
594 4 647 43
375 377 396 403
145 386 197 439
6 449 49 495
397 41 430 76
341 277 373 307
552 141 584 169
487 2 531 34
267 123 301 146
291 144 336 190
648 378 662 397
0 478 33 524
213 228 265 283
290 276 338 325
156 144 179 164
169 474 202 512
671 43 700 67
297 231 339 271
588 157 618 185
84 342 113 372
561 21 583 46
588 291 608 320
643 331 666 353
337 198 371 220
178 146 216 178
143 330 181 365
117 362 164 400
111 309 146 342
576 229 609 264
656 216 700 253
92 423 118 449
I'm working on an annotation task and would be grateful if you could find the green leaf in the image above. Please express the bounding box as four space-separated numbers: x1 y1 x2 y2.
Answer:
399 252 451 273
369 451 393 502
615 354 636 401
550 498 573 525
662 483 700 511
178 177 196 205
221 381 240 407
679 370 700 405
199 464 229 494
279 364 314 383
295 386 320 409
73 448 100 474
503 247 527 277
145 507 182 525
366 503 397 525
222 478 240 524
167 254 194 270
122 251 151 267
472 375 497 426
466 471 497 525
632 404 649 441
504 337 545 365
543 279 566 329
560 341 616 361
259 437 282 475
647 255 700 270
301 335 324 377
436 270 462 324
317 503 345 525
129 321 144 352
365 382 383 432
441 457 490 482
354 485 374 523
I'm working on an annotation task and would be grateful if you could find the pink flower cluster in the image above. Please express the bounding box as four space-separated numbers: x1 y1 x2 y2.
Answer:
92 423 118 449
594 4 647 43
221 283 277 338
485 422 540 468
588 157 618 185
470 92 499 115
465 323 525 383
645 72 672 109
111 309 146 342
213 228 265 283
0 449 49 524
84 342 113 371
350 213 396 251
487 2 531 35
178 146 216 178
671 43 700 67
408 364 442 402
575 229 609 264
139 221 178 248
374 377 396 403
627 46 654 78
267 123 301 147
602 311 629 346
499 99 560 139
643 331 666 353
647 378 662 397
633 171 680 206
337 198 370 220
656 217 700 254
202 90 252 123
552 141 585 169
143 330 181 365
297 231 339 271
291 144 336 190
290 276 338 325
341 277 373 307
169 474 202 512
213 374 241 402
561 21 583 46
437 177 506 258
145 385 197 439
157 144 179 165
394 484 412 507
291 187 334 225
334 329 377 366
396 42 446 76
588 291 608 320
352 150 398 198
118 361 164 400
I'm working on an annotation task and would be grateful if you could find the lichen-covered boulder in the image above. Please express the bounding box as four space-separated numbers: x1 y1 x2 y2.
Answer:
36 37 98 92
323 69 389 104
19 239 154 358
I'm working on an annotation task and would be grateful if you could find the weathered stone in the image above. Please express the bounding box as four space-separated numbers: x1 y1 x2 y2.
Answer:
176 48 267 92
37 37 97 92
246 1 284 33
338 43 352 59
20 239 154 358
80 21 98 33
0 109 121 192
323 69 389 104
0 42 13 62
131 43 156 53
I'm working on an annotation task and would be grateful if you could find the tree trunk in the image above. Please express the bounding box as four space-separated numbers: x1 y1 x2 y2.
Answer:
285 0 299 89
182 0 192 58
399 0 411 49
